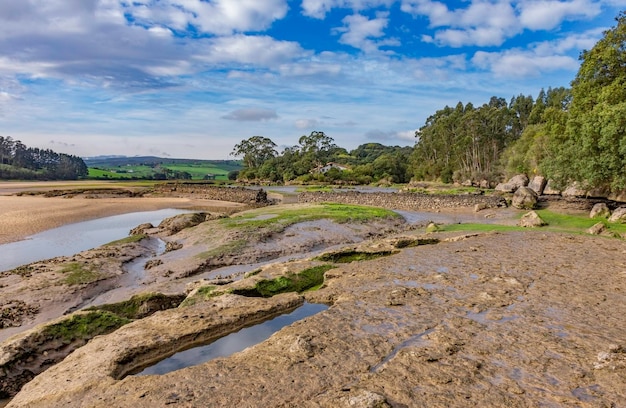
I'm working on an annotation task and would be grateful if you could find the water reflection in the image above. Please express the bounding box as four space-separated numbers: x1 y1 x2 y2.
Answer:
0 209 191 272
135 302 328 376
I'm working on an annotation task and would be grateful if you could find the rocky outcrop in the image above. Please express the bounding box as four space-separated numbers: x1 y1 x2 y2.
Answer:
587 222 606 235
543 180 561 195
152 184 271 205
495 174 529 193
298 191 506 211
590 203 611 219
562 182 586 198
518 211 547 227
609 207 626 223
528 176 547 195
512 187 538 210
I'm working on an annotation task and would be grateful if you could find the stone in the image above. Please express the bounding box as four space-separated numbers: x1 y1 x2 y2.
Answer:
562 182 586 197
586 222 606 235
528 176 546 195
542 180 561 195
474 203 488 213
608 207 626 223
129 223 154 235
590 203 611 219
609 189 626 203
518 211 547 227
495 174 528 193
512 187 538 210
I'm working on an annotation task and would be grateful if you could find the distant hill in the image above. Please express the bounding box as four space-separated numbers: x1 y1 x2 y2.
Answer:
85 156 242 181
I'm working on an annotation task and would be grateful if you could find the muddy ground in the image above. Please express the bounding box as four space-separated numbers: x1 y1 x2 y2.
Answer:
1 191 625 407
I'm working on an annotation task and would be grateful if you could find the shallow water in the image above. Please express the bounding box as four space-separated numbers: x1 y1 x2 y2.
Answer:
0 209 191 272
135 302 328 376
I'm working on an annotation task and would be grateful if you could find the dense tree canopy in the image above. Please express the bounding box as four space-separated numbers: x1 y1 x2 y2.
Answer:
0 136 88 180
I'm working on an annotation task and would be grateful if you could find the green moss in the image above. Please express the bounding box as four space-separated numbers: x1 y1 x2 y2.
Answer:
196 239 247 259
41 311 131 343
61 263 101 285
394 237 440 248
220 203 399 232
233 265 336 298
86 292 185 319
315 250 396 263
104 234 146 246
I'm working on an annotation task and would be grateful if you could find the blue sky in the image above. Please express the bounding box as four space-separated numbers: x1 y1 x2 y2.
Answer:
0 1 624 159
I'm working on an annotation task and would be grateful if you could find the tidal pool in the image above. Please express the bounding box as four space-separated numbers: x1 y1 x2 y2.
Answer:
0 209 191 272
135 302 328 376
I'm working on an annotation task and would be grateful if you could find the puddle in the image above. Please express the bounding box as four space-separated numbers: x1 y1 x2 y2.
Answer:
133 302 328 376
370 328 436 372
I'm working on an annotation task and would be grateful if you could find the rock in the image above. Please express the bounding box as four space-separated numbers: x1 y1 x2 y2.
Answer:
158 213 207 235
562 182 586 198
608 207 626 223
586 222 606 235
165 241 183 252
528 176 546 195
474 203 488 213
479 179 490 189
518 211 547 227
512 187 538 210
346 390 391 408
542 180 561 195
587 185 611 199
495 174 529 193
129 223 154 235
590 203 611 219
609 189 626 203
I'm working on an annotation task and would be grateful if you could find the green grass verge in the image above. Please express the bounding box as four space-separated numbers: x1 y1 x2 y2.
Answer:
315 250 396 263
221 203 400 232
41 311 131 343
232 265 336 298
86 293 185 319
60 263 101 285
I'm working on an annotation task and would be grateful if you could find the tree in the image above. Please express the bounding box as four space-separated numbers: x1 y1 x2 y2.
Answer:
546 12 626 190
230 136 277 169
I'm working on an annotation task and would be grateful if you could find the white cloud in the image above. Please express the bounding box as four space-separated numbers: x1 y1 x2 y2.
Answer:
222 108 278 121
301 0 394 19
517 0 601 30
197 35 309 67
295 118 322 129
334 12 399 52
472 49 578 77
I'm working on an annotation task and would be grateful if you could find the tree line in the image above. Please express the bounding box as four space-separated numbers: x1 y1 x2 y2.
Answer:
231 12 626 193
0 136 88 180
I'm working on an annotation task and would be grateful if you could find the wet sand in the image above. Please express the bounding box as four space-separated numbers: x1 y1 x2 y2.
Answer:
0 183 245 244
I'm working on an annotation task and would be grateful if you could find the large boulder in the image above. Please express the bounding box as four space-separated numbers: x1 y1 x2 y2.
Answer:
590 203 611 219
512 187 538 210
528 176 547 195
609 189 626 203
562 182 586 198
518 211 547 227
495 174 529 193
543 180 561 195
608 207 626 223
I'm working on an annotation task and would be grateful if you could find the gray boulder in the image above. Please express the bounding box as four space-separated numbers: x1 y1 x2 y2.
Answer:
518 211 547 228
590 203 611 219
586 222 606 235
495 174 529 193
528 176 547 195
608 207 626 223
512 187 538 210
562 182 586 197
543 180 561 195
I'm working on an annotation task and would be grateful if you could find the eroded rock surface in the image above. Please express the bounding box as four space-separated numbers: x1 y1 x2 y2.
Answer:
7 231 626 407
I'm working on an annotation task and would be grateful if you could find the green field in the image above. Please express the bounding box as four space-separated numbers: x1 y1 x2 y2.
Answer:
86 157 241 181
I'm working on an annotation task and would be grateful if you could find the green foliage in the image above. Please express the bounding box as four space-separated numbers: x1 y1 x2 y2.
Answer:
232 265 336 297
315 250 396 263
543 13 626 191
231 136 278 170
41 311 131 342
60 263 101 285
86 293 185 319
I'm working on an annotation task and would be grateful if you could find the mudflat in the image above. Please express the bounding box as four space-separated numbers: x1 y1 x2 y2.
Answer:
0 182 245 244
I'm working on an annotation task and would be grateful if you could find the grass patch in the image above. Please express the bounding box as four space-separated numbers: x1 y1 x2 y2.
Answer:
41 311 131 343
393 237 440 248
86 293 185 319
221 203 399 232
315 250 396 263
196 239 247 260
179 285 226 307
233 265 336 298
61 263 101 285
104 234 146 246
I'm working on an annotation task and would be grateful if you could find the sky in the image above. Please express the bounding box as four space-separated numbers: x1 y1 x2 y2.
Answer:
0 1 624 160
